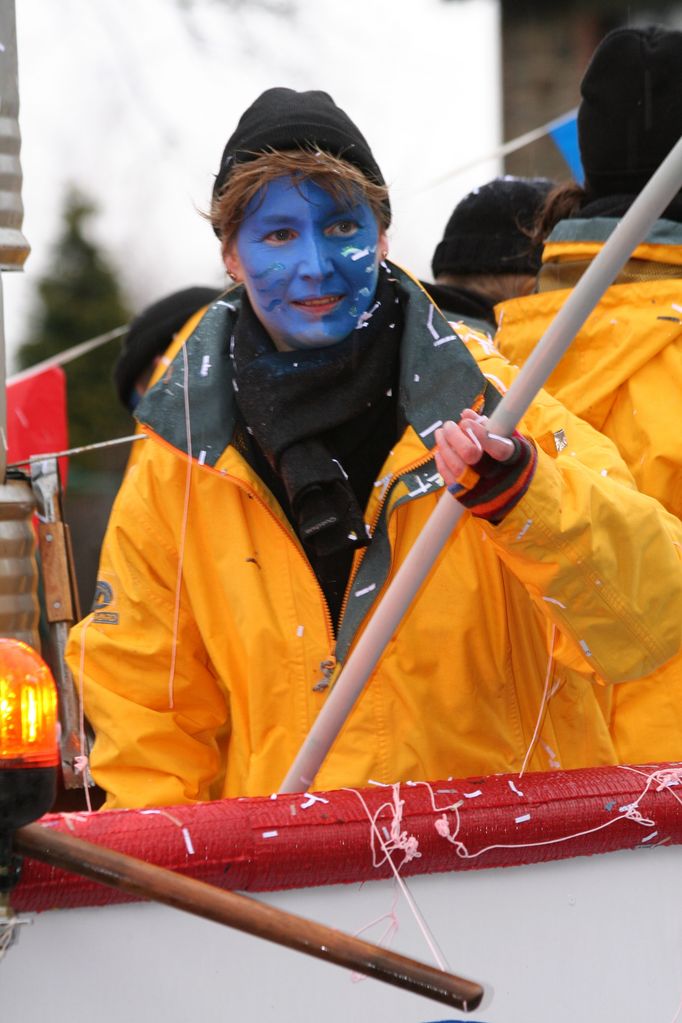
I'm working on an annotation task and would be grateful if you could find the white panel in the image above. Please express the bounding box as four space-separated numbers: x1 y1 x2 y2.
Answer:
3 846 681 1023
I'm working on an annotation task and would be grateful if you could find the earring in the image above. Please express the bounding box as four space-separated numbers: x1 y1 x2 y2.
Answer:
381 250 388 260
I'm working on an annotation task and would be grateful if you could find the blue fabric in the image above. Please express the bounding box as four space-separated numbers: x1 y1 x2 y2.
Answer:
550 115 584 184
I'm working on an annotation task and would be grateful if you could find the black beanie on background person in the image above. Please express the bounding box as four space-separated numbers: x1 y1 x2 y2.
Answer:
212 87 390 227
431 176 554 279
114 286 220 411
578 25 682 198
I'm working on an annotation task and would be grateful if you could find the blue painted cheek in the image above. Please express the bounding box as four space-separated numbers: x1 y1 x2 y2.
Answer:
251 261 286 280
336 232 381 322
246 261 291 315
346 244 381 290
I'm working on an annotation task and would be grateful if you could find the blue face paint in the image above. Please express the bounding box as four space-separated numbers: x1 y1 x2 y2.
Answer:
232 176 383 351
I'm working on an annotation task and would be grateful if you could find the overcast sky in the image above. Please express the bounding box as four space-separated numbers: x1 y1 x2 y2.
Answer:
6 0 502 370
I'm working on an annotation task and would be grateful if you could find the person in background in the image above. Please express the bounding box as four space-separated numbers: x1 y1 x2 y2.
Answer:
66 87 682 810
495 24 682 763
422 176 554 330
497 25 682 519
114 286 220 412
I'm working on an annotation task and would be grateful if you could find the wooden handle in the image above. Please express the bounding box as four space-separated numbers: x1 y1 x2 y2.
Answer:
14 823 484 1012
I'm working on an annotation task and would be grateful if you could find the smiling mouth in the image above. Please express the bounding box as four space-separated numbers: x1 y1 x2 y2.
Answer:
292 295 344 314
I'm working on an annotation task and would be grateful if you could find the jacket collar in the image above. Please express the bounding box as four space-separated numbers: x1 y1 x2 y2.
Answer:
545 216 682 249
136 263 500 469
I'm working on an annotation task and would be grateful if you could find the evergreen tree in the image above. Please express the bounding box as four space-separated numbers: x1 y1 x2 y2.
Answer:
17 187 132 465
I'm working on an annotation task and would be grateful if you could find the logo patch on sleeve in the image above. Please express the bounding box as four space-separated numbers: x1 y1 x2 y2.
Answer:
92 579 119 625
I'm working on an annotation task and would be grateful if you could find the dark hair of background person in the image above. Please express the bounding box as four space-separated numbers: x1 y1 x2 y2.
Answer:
423 175 555 323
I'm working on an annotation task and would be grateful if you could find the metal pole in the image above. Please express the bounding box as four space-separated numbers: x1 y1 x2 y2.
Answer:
0 0 31 481
280 134 682 794
0 279 6 481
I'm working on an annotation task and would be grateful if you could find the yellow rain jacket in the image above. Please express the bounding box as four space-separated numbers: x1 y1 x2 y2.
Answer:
66 268 682 809
495 217 682 763
496 217 682 518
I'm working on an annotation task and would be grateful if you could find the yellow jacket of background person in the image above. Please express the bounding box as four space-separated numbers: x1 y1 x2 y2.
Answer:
495 217 682 519
495 217 682 763
66 268 682 810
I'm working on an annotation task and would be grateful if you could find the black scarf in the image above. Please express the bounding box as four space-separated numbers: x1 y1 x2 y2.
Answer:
232 268 403 563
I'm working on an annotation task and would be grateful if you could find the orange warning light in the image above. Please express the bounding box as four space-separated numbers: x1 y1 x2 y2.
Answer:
0 639 58 768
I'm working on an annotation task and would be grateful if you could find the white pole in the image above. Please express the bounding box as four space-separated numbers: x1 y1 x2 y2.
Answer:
279 134 682 795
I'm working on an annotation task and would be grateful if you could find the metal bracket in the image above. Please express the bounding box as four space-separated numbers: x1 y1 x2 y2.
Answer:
31 457 94 790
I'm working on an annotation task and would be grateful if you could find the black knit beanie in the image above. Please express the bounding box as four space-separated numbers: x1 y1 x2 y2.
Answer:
212 87 390 227
431 176 554 279
114 286 220 410
578 25 682 197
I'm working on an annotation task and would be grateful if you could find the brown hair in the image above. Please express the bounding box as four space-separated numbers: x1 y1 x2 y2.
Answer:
208 148 391 245
530 181 589 249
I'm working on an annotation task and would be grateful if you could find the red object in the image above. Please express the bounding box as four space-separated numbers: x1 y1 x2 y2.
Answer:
11 763 682 912
6 366 68 484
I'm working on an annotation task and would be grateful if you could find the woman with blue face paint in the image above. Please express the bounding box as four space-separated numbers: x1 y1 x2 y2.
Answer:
66 88 682 809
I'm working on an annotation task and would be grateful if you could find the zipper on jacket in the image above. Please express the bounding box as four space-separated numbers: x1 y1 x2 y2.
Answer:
313 657 339 692
216 451 438 695
334 449 438 663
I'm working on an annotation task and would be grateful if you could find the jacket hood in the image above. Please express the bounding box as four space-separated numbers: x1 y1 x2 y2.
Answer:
495 218 682 427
